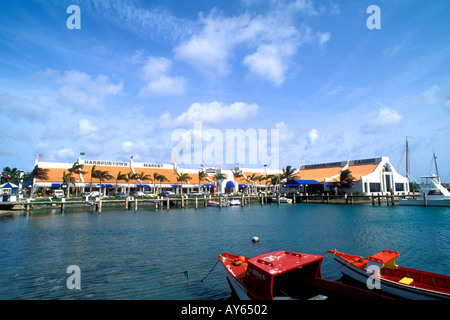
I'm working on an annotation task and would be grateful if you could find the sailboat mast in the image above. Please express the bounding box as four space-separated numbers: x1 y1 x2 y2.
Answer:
405 136 409 180
433 150 440 178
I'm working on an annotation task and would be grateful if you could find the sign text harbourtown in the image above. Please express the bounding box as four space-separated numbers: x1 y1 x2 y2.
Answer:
83 160 163 168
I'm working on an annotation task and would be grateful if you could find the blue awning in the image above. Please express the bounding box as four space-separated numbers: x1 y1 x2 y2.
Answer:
225 181 235 188
238 184 248 188
283 179 320 187
137 184 151 188
100 184 113 187
1 182 19 188
51 183 62 188
201 184 214 188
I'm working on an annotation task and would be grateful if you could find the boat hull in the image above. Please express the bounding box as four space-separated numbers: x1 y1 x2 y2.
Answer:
399 199 450 207
334 255 450 300
220 262 251 300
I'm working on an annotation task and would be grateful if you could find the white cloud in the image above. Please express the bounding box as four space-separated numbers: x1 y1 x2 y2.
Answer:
317 32 331 48
412 85 450 109
173 11 250 75
78 119 99 136
37 69 123 111
0 93 45 120
173 6 324 85
275 121 295 142
138 56 186 97
362 106 403 134
307 129 320 146
243 44 295 86
159 101 259 128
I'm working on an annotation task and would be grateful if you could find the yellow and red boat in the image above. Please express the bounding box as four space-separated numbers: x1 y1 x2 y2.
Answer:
219 250 392 300
328 249 450 300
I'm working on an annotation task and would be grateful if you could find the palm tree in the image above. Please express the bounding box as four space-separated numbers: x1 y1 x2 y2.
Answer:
29 165 49 198
281 165 299 182
62 170 76 198
115 171 128 192
231 169 243 179
135 171 152 192
339 169 355 188
1 167 22 183
155 174 169 194
68 161 86 175
152 172 161 194
198 170 207 193
214 173 226 194
93 170 113 196
68 161 86 196
246 173 257 194
176 172 192 194
267 174 282 193
255 175 267 193
125 171 137 195
89 165 97 192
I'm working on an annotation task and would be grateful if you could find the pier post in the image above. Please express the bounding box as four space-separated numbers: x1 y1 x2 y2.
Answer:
261 194 264 206
386 195 390 206
167 197 170 210
293 194 296 204
277 194 280 205
241 194 244 206
219 196 222 208
125 197 129 210
60 198 65 213
372 195 375 206
97 199 102 213
378 194 381 206
350 193 353 204
181 195 184 208
155 197 158 209
134 198 138 212
391 195 395 206
26 199 31 212
195 197 198 210
321 193 324 203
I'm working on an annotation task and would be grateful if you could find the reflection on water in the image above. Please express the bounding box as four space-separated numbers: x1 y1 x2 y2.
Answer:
0 203 449 299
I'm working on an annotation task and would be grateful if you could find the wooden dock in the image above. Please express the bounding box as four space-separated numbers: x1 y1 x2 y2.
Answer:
1 193 420 213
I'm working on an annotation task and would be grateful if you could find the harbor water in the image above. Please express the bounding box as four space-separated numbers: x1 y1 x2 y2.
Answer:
0 203 449 300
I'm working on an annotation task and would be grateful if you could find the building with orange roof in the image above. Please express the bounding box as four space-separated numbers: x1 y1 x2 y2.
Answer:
287 156 409 195
31 156 408 197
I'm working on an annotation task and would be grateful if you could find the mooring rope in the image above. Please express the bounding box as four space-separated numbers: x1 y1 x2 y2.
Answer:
144 256 218 282
200 258 220 282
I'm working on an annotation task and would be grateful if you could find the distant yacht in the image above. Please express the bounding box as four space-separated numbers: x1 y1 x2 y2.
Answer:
399 151 450 207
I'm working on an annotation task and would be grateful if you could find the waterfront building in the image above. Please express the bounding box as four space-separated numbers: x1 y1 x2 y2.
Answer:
32 156 408 197
288 156 409 195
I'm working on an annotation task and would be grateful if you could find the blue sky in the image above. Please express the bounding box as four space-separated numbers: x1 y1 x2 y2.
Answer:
1 0 450 181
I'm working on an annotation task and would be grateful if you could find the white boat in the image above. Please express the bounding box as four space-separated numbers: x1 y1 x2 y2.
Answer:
399 174 450 207
399 151 450 207
207 200 221 207
228 199 241 206
328 249 450 300
271 196 293 204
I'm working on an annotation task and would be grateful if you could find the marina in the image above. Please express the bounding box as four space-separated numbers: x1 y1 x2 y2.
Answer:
1 192 422 213
0 202 449 300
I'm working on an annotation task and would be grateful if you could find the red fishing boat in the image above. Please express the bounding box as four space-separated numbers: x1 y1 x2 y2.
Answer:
219 250 392 300
327 249 450 300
